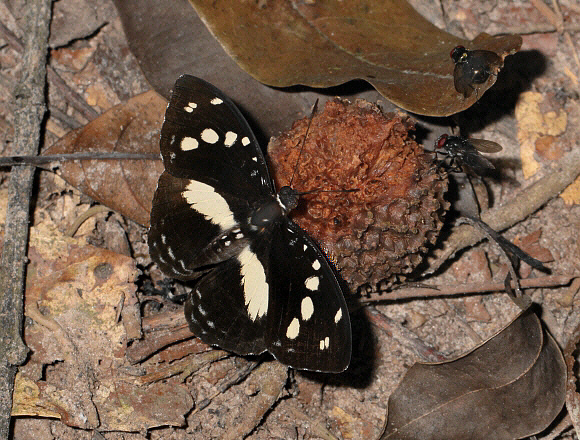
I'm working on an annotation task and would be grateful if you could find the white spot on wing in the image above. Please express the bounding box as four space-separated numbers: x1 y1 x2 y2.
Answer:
312 259 321 270
201 128 219 144
301 297 314 321
286 317 300 339
198 305 207 316
167 246 175 260
181 136 198 151
242 136 250 146
319 336 330 350
211 97 223 105
238 246 268 321
182 180 236 229
224 131 237 147
334 308 343 324
184 102 197 112
305 276 319 291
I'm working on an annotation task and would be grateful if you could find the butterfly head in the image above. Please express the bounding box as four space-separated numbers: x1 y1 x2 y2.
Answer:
277 186 299 213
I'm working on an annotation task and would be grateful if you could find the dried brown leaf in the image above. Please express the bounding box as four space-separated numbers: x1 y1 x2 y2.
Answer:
14 221 193 430
113 0 339 142
381 309 566 440
564 319 580 433
95 381 193 431
44 90 165 226
190 0 522 116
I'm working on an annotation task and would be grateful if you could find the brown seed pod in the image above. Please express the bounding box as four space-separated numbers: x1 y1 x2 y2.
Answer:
268 99 448 292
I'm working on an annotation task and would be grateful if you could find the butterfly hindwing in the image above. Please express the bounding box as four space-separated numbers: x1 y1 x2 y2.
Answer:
266 221 351 372
184 241 272 356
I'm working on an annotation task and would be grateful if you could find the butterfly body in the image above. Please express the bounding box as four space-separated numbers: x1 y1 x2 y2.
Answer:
148 75 351 372
450 46 502 98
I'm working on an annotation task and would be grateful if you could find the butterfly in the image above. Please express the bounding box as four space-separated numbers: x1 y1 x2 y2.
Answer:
450 46 502 98
435 134 502 175
148 75 351 372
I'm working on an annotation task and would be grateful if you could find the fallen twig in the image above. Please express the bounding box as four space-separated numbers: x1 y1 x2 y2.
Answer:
362 274 576 302
0 0 51 437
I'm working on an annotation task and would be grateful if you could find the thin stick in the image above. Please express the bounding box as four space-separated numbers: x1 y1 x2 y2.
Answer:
360 274 576 302
0 152 160 167
0 0 51 437
65 204 112 237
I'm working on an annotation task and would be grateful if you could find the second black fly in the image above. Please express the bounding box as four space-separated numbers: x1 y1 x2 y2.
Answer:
451 46 503 98
436 134 502 175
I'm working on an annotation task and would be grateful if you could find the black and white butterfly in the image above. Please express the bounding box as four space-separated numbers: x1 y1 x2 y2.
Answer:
148 75 351 372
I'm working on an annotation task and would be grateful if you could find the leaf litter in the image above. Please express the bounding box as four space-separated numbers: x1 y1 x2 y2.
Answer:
2 0 579 438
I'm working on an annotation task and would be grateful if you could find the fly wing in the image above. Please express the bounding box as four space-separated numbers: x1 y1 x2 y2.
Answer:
469 138 503 153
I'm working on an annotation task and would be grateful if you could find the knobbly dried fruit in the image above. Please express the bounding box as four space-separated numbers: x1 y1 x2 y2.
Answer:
268 99 448 291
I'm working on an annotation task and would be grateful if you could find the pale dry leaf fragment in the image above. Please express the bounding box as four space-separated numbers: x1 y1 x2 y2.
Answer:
332 405 362 439
560 176 580 204
515 91 567 179
94 381 193 431
15 221 153 429
11 373 61 418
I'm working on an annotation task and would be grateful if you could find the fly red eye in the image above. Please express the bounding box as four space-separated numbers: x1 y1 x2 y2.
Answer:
436 134 448 149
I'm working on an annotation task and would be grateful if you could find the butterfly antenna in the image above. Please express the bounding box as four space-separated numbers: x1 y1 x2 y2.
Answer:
289 99 319 188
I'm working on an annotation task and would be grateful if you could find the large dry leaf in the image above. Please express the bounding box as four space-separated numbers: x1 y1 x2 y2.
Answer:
564 317 580 434
44 90 165 226
381 309 566 440
13 221 193 430
113 0 390 142
190 0 521 116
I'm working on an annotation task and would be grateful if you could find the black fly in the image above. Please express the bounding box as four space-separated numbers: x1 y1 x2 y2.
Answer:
436 134 502 174
450 46 503 98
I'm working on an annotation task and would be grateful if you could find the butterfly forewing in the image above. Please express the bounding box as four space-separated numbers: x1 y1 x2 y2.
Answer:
149 171 258 279
149 75 273 277
266 221 351 372
160 75 273 199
